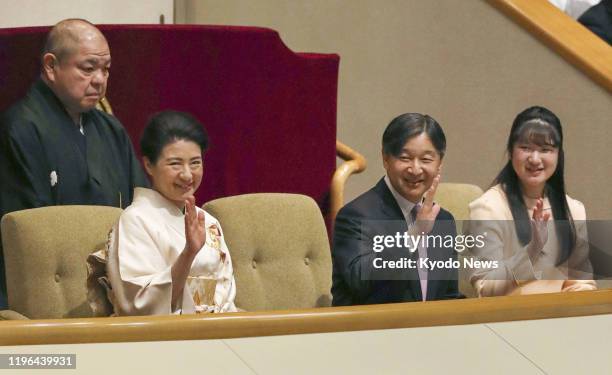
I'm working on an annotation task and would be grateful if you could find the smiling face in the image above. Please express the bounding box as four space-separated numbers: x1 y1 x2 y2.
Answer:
511 142 559 198
144 139 204 208
43 25 110 120
383 132 442 203
507 119 562 198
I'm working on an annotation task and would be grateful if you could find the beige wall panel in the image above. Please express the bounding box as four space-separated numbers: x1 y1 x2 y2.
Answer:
177 0 612 219
0 0 173 27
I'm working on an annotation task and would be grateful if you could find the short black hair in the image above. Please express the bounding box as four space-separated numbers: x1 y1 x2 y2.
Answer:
140 110 209 164
382 113 446 158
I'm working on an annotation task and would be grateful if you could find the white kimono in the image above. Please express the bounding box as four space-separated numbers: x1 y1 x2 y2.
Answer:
106 187 237 315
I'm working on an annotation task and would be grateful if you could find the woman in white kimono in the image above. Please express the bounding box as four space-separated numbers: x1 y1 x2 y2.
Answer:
106 110 237 315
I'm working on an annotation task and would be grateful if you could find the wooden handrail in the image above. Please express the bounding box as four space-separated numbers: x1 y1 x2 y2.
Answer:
329 140 367 226
1 289 611 346
488 0 612 93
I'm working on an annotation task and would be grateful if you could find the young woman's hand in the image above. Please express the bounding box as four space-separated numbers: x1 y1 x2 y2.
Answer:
184 196 206 256
528 198 550 260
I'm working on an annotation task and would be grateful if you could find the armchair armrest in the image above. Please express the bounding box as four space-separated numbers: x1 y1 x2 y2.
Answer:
329 140 367 227
0 309 29 320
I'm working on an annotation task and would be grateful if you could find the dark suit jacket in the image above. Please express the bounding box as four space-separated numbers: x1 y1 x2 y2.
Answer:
332 178 460 306
579 0 612 45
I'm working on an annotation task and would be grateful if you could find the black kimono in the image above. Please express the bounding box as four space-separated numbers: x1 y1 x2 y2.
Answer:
0 79 148 306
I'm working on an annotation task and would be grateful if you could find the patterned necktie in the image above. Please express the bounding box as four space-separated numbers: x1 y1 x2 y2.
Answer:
409 203 419 223
410 203 428 301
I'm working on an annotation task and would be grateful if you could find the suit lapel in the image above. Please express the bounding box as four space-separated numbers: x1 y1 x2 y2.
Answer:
373 178 405 220
373 178 423 301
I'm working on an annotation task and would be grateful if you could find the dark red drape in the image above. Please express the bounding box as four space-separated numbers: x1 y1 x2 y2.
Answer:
0 24 339 215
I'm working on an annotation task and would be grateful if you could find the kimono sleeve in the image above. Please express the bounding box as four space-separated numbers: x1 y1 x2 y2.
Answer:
0 119 53 217
107 210 182 315
206 214 237 312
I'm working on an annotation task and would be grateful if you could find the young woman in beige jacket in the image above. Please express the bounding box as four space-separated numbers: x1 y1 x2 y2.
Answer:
466 106 596 297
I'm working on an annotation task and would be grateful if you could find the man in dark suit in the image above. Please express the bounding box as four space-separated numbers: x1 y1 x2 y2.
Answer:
579 0 612 45
332 113 460 306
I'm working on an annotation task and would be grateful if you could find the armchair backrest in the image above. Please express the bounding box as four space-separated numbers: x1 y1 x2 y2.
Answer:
435 183 484 298
435 183 484 222
1 206 122 319
203 193 332 311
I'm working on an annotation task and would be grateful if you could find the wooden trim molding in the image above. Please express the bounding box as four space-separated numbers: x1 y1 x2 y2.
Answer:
329 140 367 226
488 0 612 93
1 289 611 346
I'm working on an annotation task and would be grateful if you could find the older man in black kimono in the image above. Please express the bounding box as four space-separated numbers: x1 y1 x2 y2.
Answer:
0 19 148 307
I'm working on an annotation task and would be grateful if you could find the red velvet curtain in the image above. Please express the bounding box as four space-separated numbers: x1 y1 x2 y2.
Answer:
0 24 339 214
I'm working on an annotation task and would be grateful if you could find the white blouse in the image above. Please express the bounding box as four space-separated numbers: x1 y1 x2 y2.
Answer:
107 187 237 315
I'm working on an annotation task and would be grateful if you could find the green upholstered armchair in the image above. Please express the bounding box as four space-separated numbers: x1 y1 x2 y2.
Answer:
203 193 332 311
0 206 122 319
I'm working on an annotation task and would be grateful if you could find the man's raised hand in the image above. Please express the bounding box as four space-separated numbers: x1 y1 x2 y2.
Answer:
413 174 442 235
